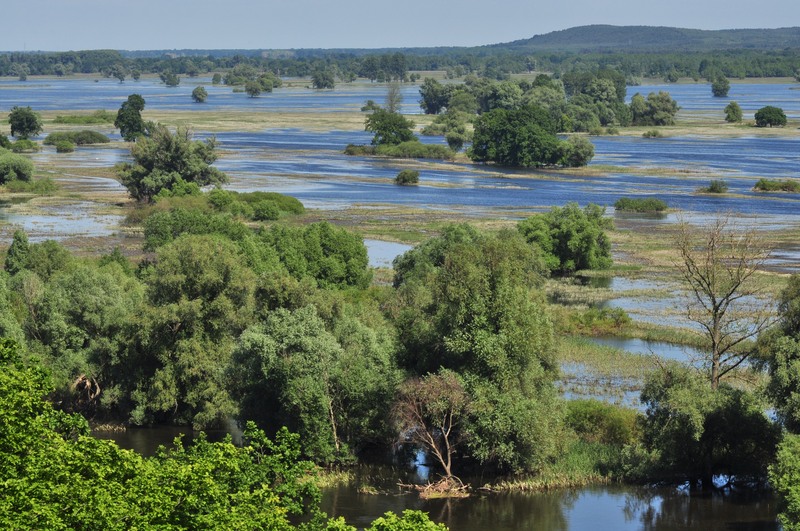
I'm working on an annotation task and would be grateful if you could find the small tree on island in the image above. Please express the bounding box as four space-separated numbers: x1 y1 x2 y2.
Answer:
191 86 208 103
724 101 743 123
245 81 262 98
365 109 416 145
395 169 419 185
755 106 787 127
711 76 730 97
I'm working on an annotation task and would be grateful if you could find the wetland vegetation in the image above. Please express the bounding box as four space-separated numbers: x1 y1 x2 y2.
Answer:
1 36 800 529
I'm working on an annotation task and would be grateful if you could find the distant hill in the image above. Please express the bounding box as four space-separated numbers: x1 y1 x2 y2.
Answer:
493 25 800 53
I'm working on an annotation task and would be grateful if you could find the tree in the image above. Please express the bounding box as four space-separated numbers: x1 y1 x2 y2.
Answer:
8 106 42 139
116 124 227 202
518 202 612 275
385 81 403 113
395 169 419 185
630 91 680 126
754 105 787 127
675 215 773 389
393 371 470 479
771 434 800 531
724 101 743 123
364 109 416 145
191 86 208 103
160 71 180 86
641 363 779 489
711 76 730 97
469 105 562 167
418 78 451 114
114 94 147 141
4 230 30 275
558 135 595 167
245 80 262 98
311 69 335 89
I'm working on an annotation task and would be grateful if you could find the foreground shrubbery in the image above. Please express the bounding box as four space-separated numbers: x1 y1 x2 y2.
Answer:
0 152 34 182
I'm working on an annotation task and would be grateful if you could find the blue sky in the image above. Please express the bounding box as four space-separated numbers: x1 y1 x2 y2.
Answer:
3 0 799 51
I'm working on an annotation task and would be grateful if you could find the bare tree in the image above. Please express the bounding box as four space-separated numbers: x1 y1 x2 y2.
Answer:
385 81 403 113
675 215 774 389
393 371 469 479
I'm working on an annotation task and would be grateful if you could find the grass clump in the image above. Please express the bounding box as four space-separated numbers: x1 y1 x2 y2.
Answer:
44 131 110 145
614 197 668 212
53 110 115 124
10 139 39 153
642 129 664 138
3 177 57 194
699 179 728 194
395 169 419 185
754 178 800 193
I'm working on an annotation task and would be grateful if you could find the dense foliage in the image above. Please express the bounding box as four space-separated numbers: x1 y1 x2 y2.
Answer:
613 197 668 212
0 152 34 183
116 124 227 202
8 106 43 139
518 203 612 275
114 94 148 141
43 130 110 145
755 105 787 127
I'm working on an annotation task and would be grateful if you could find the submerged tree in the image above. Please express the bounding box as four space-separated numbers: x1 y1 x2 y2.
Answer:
675 215 773 389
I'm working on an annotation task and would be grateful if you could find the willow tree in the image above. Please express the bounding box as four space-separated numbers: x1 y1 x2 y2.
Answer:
675 215 773 389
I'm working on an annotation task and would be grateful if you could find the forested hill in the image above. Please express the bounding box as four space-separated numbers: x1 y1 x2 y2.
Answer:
493 25 800 52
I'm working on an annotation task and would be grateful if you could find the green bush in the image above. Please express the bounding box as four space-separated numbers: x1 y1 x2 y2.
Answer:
0 152 35 183
0 134 10 149
375 141 453 160
253 201 280 221
4 177 56 194
53 110 115 124
343 144 376 156
395 169 419 185
236 191 305 215
754 178 800 193
605 126 620 135
701 180 728 193
55 140 74 153
566 399 641 446
44 130 110 145
642 129 663 138
614 197 668 212
10 139 39 153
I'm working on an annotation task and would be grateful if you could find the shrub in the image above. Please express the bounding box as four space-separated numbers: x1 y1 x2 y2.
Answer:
4 177 56 194
0 134 11 149
605 126 620 135
614 197 668 212
53 110 115 124
642 129 663 138
395 169 419 185
724 101 743 123
701 180 728 194
43 130 110 145
55 140 74 153
10 139 39 153
754 178 800 193
566 399 641 446
237 191 305 215
253 201 280 221
0 152 35 182
375 141 452 160
343 144 376 156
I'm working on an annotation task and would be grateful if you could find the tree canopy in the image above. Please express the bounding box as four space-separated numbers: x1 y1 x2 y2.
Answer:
116 124 227 202
8 106 42 139
114 94 147 141
755 105 787 127
364 109 416 146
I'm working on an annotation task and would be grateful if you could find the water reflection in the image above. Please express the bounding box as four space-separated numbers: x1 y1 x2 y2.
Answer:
321 483 777 531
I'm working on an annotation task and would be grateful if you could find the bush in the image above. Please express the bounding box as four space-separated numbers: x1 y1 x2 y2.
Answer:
642 129 663 138
724 101 743 123
0 134 11 149
558 136 595 167
614 197 668 212
701 180 728 193
43 130 110 145
252 201 280 221
236 191 305 215
53 110 115 124
754 178 800 193
10 139 39 153
395 169 419 185
343 144 376 156
4 177 56 194
566 399 640 446
375 141 452 160
0 152 35 182
605 126 620 135
55 141 74 153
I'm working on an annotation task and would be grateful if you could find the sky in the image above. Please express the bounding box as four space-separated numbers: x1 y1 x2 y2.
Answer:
2 0 799 52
